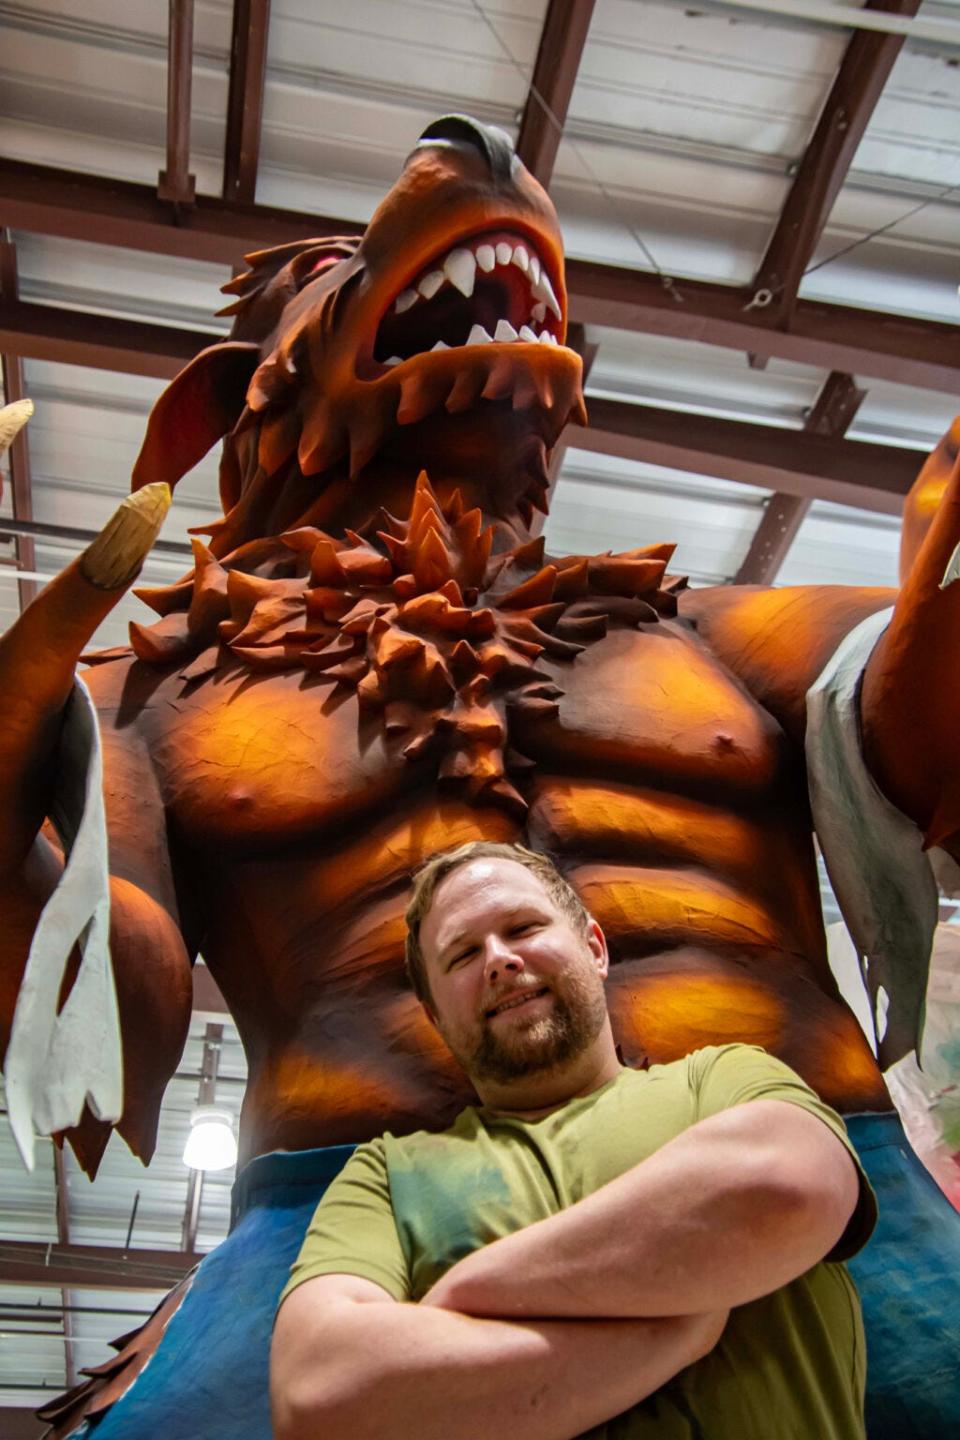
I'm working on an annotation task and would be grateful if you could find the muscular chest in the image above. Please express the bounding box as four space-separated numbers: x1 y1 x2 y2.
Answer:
119 620 786 851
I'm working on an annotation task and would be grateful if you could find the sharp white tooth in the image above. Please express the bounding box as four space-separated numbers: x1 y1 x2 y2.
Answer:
548 332 559 345
467 324 493 345
538 331 552 345
495 241 512 266
512 245 529 274
395 289 418 314
531 301 546 322
385 355 404 366
419 270 444 299
476 243 495 273
519 325 537 343
431 340 450 351
494 319 518 342
540 272 561 320
528 254 541 285
445 248 476 298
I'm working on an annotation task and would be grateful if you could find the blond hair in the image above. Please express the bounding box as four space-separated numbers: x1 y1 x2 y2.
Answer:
404 841 590 1004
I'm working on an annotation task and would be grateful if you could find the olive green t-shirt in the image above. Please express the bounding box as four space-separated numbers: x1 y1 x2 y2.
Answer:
282 1044 877 1439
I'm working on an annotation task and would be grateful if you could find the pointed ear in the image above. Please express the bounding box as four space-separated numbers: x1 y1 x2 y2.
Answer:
132 341 262 492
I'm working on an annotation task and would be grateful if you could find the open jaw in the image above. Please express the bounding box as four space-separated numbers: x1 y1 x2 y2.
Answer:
371 230 563 374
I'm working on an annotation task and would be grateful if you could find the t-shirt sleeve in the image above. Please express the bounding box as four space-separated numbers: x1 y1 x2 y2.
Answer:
278 1139 411 1309
687 1043 878 1262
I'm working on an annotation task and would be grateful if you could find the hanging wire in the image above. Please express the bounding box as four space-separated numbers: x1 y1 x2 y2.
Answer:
465 0 685 302
743 178 960 310
802 180 960 279
469 0 959 314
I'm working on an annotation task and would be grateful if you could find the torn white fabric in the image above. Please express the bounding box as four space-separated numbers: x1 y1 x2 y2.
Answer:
4 676 121 1170
806 607 938 1070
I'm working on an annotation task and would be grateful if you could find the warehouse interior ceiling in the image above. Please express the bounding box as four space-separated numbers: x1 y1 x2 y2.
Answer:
1 0 958 1428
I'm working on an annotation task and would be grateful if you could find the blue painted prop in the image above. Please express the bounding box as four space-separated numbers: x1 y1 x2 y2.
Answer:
67 1145 356 1439
67 1116 959 1438
845 1113 960 1438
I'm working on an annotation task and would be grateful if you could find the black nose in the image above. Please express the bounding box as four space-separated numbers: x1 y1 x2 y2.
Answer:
417 115 517 184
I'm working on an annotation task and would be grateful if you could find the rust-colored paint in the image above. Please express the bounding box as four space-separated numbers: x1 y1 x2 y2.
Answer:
899 416 960 581
607 956 886 1111
863 423 960 848
2 118 952 1191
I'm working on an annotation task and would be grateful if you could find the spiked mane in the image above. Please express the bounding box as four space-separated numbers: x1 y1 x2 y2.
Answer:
217 235 363 335
120 474 685 817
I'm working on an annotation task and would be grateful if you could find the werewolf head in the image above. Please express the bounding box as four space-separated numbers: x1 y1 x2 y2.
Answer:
132 116 586 551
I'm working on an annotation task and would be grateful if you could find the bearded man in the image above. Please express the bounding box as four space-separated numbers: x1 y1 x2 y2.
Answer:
270 840 875 1440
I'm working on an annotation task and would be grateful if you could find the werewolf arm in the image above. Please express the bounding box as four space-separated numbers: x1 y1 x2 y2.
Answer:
899 416 960 582
686 431 960 868
0 486 195 1177
861 437 960 859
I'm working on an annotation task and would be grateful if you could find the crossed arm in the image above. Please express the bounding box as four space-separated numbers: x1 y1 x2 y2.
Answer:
270 1099 860 1440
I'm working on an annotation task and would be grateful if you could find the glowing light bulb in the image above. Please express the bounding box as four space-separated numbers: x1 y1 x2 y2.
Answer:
182 1106 237 1171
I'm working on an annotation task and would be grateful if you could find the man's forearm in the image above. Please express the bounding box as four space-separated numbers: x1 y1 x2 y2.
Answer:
272 1291 722 1440
425 1100 859 1321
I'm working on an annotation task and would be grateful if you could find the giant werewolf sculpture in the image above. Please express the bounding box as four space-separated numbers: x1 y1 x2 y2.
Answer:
2 116 958 1438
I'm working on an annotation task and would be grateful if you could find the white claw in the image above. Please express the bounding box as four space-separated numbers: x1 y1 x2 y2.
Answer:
519 325 538 343
528 254 541 286
395 289 418 314
431 340 450 351
467 324 493 346
494 319 518 342
532 301 546 322
476 244 496 273
445 248 477 298
512 245 529 274
419 270 444 299
385 355 404 366
495 241 512 266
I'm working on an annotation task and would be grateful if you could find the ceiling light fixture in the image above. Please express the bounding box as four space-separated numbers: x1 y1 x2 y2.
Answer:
182 1105 237 1172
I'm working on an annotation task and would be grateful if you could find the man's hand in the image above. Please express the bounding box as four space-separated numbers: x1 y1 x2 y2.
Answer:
271 1273 727 1440
421 1099 859 1321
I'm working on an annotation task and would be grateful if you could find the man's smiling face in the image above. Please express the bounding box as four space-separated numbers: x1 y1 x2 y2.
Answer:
419 857 610 1088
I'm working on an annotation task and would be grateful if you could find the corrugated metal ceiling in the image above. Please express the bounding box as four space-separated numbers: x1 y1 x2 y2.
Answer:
1 0 958 1423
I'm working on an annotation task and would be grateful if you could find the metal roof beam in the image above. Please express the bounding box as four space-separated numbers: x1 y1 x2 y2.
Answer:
0 298 924 511
0 1241 200 1291
51 1145 77 1389
582 393 919 515
515 0 595 189
158 0 197 205
750 0 922 325
181 1022 223 1253
0 233 38 610
0 298 204 379
564 260 959 395
0 1408 48 1438
223 0 272 204
734 371 866 582
0 157 359 264
711 0 959 45
1 160 957 391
